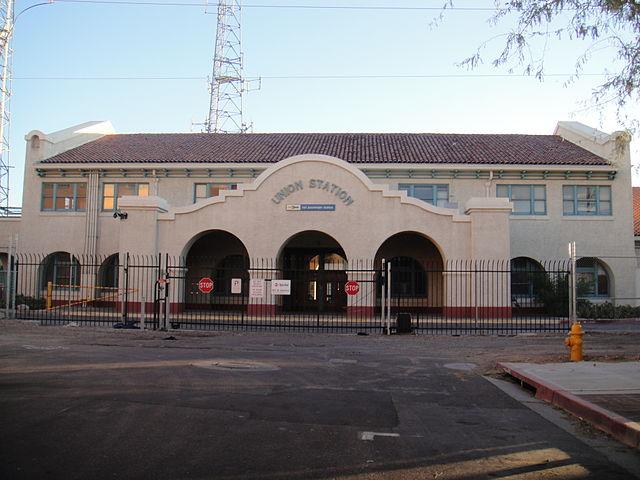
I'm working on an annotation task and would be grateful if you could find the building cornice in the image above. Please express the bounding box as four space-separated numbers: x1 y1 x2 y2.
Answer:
34 163 617 181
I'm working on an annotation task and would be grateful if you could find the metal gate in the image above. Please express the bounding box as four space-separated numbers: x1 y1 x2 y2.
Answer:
10 253 570 334
160 256 382 333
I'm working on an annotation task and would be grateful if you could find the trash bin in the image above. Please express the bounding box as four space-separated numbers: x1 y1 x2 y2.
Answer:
396 313 412 334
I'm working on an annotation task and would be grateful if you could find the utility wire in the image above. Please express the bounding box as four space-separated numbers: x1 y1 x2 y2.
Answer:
52 0 498 11
14 73 610 80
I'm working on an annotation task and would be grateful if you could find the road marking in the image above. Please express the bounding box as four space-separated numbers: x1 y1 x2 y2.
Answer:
359 431 400 441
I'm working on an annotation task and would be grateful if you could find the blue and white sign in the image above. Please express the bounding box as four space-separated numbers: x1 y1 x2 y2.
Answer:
286 204 336 212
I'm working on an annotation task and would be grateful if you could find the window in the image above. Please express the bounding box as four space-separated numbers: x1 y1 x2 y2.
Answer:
496 185 546 215
577 258 610 297
510 257 544 298
194 183 238 202
399 184 449 207
41 183 87 212
102 183 149 211
41 252 80 289
563 185 612 216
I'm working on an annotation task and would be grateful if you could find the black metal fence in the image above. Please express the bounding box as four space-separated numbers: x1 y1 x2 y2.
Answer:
11 254 572 334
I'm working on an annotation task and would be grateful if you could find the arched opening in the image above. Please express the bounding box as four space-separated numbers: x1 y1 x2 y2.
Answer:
98 254 119 289
278 231 347 313
577 257 611 299
510 257 545 309
374 232 444 313
97 254 119 305
184 230 249 310
39 252 80 291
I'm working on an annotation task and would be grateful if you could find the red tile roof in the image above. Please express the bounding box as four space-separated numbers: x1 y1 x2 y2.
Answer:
40 132 609 166
633 187 640 236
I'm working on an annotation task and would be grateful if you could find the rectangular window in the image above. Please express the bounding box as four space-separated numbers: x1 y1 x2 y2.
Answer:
563 185 612 216
398 184 449 207
496 184 546 215
102 183 149 211
194 183 238 203
41 183 87 212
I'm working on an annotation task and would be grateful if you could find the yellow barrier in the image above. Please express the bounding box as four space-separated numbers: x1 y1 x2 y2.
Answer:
45 284 137 311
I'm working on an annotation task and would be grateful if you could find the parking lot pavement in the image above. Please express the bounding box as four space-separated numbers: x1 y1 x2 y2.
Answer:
0 322 639 479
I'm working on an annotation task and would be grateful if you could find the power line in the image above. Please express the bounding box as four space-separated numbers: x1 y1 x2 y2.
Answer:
13 73 610 81
52 0 497 11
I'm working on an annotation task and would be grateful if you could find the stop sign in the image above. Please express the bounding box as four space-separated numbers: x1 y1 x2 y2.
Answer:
198 277 214 294
345 281 359 296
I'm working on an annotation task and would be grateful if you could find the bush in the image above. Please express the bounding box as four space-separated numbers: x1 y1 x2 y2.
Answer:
577 299 640 319
533 273 570 316
14 295 46 311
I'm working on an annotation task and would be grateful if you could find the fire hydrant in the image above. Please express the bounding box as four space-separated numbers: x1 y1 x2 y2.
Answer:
564 323 584 362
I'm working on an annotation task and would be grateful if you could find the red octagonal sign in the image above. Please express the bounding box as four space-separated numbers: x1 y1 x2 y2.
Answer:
198 277 214 294
345 281 359 296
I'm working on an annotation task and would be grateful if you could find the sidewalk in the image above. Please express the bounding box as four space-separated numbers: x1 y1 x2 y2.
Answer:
499 361 640 449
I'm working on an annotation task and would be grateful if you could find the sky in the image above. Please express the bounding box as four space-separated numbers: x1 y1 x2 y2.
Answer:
7 0 639 205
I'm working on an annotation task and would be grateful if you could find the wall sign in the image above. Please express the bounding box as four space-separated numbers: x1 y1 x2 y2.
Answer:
272 279 291 295
286 204 336 212
231 278 242 294
271 179 354 206
249 278 265 298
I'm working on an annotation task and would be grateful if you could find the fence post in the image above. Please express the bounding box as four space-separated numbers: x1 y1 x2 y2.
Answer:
123 253 130 324
4 236 12 319
569 242 577 324
46 281 53 310
381 258 386 334
140 294 146 330
386 260 391 334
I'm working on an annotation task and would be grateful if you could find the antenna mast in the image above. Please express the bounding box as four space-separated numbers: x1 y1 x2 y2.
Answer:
0 0 13 213
206 0 246 134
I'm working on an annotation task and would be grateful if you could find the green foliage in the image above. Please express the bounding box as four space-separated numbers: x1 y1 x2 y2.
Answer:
442 0 640 129
14 295 46 311
577 299 640 319
532 272 570 316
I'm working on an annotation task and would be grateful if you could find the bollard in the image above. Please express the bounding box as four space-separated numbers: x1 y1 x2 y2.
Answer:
564 323 584 362
46 281 53 310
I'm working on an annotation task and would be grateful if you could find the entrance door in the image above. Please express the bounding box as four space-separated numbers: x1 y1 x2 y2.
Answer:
282 251 347 313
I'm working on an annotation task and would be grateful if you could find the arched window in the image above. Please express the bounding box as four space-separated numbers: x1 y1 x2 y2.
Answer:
98 254 119 289
40 252 80 290
577 258 610 297
389 257 426 297
510 257 544 297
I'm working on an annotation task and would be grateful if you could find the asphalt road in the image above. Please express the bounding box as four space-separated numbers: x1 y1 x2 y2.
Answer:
1 323 638 479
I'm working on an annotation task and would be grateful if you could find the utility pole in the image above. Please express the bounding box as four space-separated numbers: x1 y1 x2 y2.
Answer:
0 0 13 214
205 0 247 134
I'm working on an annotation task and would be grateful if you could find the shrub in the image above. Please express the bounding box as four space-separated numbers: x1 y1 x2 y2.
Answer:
14 295 46 311
577 299 640 319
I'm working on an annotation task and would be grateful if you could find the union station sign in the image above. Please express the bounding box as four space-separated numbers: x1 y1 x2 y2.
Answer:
271 179 355 206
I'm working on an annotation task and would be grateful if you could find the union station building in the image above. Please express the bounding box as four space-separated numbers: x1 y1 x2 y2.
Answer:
0 120 636 321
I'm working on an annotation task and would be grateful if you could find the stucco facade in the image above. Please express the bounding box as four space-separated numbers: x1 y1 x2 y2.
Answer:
1 120 636 307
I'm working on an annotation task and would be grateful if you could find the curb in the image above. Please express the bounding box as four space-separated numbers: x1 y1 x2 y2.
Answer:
498 362 640 449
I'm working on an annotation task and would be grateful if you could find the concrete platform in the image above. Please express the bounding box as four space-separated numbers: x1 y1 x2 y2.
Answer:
499 361 640 449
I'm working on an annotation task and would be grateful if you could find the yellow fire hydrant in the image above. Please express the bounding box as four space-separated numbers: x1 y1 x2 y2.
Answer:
564 323 584 362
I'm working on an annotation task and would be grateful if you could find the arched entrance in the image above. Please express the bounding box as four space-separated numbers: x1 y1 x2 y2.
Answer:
278 231 348 313
183 230 249 310
374 232 444 313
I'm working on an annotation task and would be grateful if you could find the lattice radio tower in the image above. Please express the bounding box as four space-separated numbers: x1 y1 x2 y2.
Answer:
0 0 13 213
205 0 248 134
